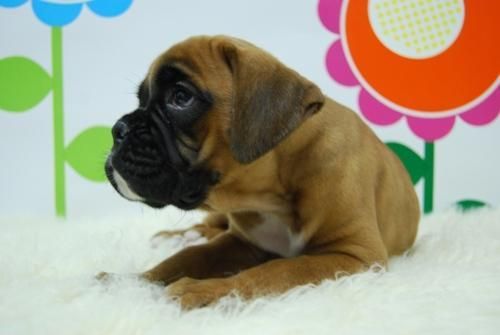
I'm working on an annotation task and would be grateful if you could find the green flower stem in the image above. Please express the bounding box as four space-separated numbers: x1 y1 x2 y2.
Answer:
423 141 434 213
52 27 66 217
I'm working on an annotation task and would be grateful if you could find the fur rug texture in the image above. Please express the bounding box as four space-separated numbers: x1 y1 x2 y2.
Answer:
0 207 499 335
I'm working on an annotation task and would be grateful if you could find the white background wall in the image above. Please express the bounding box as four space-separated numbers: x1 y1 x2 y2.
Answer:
1 0 499 220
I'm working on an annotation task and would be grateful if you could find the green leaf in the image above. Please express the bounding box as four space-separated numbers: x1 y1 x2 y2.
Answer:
455 199 488 212
386 142 426 184
66 126 113 182
0 57 52 112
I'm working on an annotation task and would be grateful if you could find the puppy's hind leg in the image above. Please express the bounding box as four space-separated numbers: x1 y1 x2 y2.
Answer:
152 213 228 242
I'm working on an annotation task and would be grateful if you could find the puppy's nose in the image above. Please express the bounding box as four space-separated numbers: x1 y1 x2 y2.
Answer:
112 121 129 144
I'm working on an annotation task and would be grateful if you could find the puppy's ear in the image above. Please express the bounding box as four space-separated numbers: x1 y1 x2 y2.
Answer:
219 39 325 164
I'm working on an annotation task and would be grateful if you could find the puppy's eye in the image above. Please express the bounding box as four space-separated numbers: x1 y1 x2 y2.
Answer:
167 86 194 109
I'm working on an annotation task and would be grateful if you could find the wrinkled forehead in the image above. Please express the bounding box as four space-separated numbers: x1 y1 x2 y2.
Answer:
145 37 226 95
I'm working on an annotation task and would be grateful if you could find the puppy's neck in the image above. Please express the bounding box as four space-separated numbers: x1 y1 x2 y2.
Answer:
205 152 289 212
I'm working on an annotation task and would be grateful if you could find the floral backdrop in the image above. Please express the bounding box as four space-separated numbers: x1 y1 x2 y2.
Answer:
1 0 498 219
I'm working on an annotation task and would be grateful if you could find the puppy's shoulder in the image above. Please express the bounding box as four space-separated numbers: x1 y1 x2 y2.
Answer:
296 97 368 151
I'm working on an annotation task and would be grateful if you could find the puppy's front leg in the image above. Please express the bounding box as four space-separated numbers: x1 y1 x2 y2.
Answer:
167 252 375 309
142 232 272 285
228 253 371 296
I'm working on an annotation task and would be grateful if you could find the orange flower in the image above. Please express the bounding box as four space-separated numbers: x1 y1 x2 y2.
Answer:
319 0 499 140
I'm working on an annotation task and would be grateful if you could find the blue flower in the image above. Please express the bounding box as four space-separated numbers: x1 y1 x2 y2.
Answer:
0 0 133 27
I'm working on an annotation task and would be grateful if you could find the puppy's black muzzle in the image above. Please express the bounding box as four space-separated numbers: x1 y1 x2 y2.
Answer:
106 108 217 210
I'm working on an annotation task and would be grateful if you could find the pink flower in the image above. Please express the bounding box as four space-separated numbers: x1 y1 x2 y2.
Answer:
318 0 499 140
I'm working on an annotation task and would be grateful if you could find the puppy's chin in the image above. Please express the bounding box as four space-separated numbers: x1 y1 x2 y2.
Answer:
143 200 167 209
105 157 210 210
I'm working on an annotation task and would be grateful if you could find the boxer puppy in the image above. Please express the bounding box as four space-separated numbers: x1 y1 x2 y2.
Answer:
103 35 420 309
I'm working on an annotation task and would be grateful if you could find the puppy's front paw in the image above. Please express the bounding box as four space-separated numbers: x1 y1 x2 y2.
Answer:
166 277 233 310
151 222 225 247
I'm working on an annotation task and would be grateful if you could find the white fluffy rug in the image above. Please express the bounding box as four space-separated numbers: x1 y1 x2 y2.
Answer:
1 208 500 335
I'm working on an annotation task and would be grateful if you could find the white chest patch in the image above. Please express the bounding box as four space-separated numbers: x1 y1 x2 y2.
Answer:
246 213 304 258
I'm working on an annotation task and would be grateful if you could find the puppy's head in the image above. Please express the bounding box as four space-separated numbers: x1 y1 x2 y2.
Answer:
105 36 324 210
